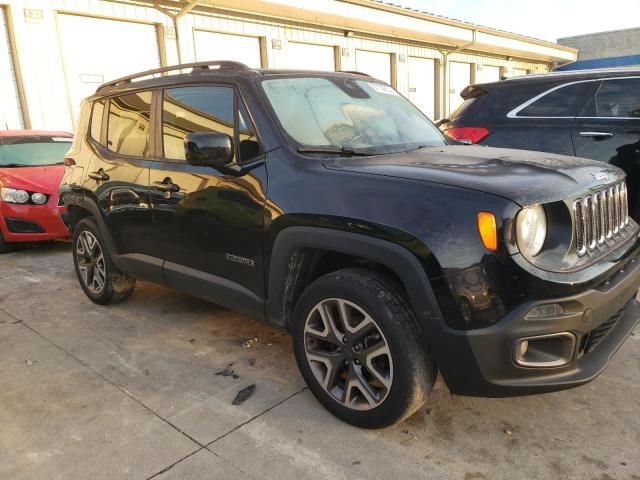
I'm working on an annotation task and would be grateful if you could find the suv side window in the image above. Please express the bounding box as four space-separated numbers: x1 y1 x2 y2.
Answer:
90 99 105 143
519 82 590 117
161 86 262 162
582 78 640 118
162 86 235 161
107 91 152 157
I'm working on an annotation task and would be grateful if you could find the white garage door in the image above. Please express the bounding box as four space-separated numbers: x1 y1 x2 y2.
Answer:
286 42 335 71
408 57 435 120
355 50 391 84
194 30 262 68
0 8 24 129
476 65 500 84
448 61 471 115
57 14 161 123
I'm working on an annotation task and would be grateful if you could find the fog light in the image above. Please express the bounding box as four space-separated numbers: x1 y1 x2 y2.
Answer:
515 332 576 368
31 192 47 205
525 303 564 320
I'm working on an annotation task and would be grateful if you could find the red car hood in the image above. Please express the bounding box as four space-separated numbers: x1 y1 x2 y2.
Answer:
0 165 65 194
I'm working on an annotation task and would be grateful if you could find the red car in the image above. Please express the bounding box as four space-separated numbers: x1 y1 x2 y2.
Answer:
0 130 72 252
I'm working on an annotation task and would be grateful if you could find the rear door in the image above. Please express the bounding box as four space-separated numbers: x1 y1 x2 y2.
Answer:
149 84 267 299
572 77 640 215
481 81 593 156
81 92 157 276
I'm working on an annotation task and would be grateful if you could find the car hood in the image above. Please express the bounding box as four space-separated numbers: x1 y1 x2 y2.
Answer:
323 145 624 205
0 165 65 194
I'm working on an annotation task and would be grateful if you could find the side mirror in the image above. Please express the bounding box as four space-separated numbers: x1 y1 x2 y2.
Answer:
185 132 234 170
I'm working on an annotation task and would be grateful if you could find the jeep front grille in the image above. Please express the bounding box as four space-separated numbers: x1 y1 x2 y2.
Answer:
573 182 629 256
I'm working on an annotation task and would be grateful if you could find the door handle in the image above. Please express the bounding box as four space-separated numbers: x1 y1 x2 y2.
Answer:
152 178 181 193
88 169 109 181
579 131 614 138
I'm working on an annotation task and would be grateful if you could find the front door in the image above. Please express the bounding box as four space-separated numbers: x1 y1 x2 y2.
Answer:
149 85 267 299
572 77 640 217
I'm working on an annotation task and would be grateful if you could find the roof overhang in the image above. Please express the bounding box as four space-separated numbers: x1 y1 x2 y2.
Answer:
157 0 577 63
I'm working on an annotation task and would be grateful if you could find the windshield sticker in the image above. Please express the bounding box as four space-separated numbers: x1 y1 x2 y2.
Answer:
51 137 72 142
367 82 400 96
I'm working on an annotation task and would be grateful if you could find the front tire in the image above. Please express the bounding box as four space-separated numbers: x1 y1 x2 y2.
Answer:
72 218 135 305
292 268 435 428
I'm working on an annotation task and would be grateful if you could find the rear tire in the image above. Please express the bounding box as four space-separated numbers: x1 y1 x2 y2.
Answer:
292 267 435 428
72 217 135 305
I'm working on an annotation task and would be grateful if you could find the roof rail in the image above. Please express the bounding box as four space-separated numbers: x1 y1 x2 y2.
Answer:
97 61 249 92
339 70 372 77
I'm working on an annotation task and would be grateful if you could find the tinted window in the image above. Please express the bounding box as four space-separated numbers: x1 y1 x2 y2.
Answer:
238 102 262 162
583 78 640 118
162 86 234 161
519 82 590 117
107 91 152 157
90 100 105 143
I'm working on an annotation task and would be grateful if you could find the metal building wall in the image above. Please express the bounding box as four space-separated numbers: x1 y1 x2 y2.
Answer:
1 0 552 130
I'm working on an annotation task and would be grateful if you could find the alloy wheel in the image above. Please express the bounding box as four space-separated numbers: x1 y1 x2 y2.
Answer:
75 230 106 295
303 298 393 410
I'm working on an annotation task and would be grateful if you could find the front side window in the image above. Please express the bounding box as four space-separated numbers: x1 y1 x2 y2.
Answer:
582 78 640 118
162 86 235 161
261 76 445 152
107 91 152 157
519 82 590 117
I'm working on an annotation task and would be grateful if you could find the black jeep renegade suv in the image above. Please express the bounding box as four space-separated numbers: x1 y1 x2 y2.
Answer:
60 61 640 428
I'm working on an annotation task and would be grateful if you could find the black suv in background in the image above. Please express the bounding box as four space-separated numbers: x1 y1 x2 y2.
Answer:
61 62 640 428
440 68 640 218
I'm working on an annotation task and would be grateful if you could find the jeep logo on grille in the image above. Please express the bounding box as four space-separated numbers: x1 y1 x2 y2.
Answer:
591 171 609 181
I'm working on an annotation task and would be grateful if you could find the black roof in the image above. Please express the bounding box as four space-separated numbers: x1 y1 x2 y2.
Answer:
475 67 640 89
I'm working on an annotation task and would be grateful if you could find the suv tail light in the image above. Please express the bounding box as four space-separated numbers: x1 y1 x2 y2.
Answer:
444 127 490 144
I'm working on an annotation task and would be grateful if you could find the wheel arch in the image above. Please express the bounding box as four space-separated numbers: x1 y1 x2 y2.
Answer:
266 226 444 339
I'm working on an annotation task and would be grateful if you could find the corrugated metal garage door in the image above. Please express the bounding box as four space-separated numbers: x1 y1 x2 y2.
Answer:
355 50 392 84
448 61 471 115
57 14 161 123
194 30 262 68
408 57 435 120
286 42 335 71
0 8 23 129
476 65 500 84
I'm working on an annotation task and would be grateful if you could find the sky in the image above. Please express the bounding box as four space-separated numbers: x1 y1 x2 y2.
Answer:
396 0 640 42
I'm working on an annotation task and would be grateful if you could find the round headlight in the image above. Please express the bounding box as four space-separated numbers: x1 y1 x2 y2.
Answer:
516 204 547 257
31 192 47 205
13 189 30 204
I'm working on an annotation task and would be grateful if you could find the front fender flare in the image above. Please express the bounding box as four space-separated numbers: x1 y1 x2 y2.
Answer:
266 226 444 336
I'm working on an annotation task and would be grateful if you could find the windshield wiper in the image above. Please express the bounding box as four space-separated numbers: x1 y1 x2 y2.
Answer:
297 146 377 157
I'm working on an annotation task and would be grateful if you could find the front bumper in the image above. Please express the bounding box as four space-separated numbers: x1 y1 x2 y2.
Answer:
0 202 69 243
436 249 640 397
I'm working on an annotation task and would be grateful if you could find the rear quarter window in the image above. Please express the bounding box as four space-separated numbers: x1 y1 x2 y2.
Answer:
516 82 591 117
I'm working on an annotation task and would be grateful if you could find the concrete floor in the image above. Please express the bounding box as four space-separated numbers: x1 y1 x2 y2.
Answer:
0 242 639 480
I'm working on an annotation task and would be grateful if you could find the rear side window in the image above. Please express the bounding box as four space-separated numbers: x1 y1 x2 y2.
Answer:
89 100 105 143
582 78 640 118
518 82 590 117
107 91 152 157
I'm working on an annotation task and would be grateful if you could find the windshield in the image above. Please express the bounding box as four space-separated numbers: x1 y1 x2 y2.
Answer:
0 136 72 167
261 76 446 153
